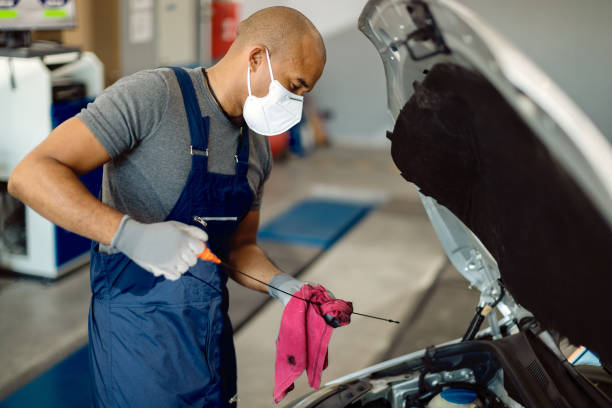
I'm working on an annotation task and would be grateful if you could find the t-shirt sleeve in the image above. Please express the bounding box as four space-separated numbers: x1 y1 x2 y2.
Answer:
250 136 272 211
76 70 169 159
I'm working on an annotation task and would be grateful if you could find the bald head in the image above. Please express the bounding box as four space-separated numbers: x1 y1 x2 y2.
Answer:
233 6 326 63
206 7 326 119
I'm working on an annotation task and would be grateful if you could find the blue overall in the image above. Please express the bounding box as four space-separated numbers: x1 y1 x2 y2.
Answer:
88 67 253 407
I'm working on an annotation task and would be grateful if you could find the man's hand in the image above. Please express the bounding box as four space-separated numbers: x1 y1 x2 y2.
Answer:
268 273 342 327
111 215 208 281
268 273 308 306
8 117 123 246
226 210 337 316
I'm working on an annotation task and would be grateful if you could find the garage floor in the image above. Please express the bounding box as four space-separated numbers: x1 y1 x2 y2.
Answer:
0 146 482 406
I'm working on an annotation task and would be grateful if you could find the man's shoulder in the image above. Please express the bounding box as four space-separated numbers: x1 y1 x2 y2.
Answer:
139 66 205 88
113 68 173 90
104 68 176 113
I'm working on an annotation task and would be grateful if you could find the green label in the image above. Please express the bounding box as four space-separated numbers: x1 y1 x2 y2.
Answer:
0 9 18 19
44 9 68 18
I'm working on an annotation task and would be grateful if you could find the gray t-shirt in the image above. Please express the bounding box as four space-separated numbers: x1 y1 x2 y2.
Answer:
77 67 272 227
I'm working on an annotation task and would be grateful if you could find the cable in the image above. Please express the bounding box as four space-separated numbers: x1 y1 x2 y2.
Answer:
491 280 506 308
218 260 400 324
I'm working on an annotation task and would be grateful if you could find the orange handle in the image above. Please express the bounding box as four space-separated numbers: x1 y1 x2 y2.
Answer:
197 244 221 264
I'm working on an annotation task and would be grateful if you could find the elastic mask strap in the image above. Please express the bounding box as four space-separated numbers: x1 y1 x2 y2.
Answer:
246 66 252 96
246 48 274 97
264 48 274 82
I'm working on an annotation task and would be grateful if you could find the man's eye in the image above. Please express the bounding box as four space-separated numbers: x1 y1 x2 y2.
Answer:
290 83 300 92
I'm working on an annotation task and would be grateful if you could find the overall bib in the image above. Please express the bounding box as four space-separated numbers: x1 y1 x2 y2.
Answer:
88 67 253 407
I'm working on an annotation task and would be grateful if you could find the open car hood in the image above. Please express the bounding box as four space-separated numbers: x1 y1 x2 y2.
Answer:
359 0 612 364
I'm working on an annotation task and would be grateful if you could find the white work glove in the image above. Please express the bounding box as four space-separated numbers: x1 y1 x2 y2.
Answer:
268 273 335 306
269 273 341 327
268 273 308 306
110 215 208 281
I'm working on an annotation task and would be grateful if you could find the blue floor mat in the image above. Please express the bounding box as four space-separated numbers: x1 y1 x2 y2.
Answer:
1 345 91 408
258 198 373 249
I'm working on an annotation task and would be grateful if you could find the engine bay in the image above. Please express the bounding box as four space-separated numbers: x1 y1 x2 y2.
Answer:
300 328 612 408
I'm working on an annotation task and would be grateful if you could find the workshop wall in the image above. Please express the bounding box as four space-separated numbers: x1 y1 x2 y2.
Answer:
37 0 392 146
243 0 366 38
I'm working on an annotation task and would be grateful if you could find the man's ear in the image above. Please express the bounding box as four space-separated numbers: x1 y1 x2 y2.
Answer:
248 46 267 73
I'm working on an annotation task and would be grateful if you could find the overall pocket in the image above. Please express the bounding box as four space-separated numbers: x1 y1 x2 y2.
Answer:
90 244 131 300
108 301 222 406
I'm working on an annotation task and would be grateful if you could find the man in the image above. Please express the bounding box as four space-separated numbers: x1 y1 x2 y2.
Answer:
8 7 328 407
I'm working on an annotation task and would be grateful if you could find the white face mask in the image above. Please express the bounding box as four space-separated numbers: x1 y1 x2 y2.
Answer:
243 49 304 136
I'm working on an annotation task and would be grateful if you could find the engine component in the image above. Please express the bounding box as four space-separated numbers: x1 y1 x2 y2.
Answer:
427 388 480 407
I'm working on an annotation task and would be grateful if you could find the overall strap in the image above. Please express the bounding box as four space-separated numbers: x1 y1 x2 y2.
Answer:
235 126 250 177
169 67 209 158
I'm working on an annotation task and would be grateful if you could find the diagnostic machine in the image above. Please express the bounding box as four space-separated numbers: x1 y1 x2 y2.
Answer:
0 0 104 278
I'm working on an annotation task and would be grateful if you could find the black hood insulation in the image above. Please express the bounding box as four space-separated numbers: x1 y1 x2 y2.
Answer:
389 63 612 365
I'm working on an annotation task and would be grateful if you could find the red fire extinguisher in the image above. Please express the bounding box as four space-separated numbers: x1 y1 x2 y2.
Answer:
211 0 241 59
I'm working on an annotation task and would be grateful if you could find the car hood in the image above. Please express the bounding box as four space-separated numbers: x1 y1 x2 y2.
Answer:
359 0 612 364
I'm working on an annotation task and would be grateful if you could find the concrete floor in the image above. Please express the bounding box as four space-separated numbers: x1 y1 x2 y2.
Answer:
235 197 447 406
0 146 481 406
381 262 481 360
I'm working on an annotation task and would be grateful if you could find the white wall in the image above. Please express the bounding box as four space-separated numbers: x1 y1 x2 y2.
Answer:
242 0 368 37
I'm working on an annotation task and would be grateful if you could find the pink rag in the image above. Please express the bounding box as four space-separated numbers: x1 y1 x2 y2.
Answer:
273 284 353 403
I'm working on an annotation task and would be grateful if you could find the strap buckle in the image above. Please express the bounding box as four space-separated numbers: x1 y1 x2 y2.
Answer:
190 145 209 156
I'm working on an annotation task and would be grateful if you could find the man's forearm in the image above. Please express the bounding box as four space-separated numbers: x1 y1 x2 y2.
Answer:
227 243 283 293
8 156 123 245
